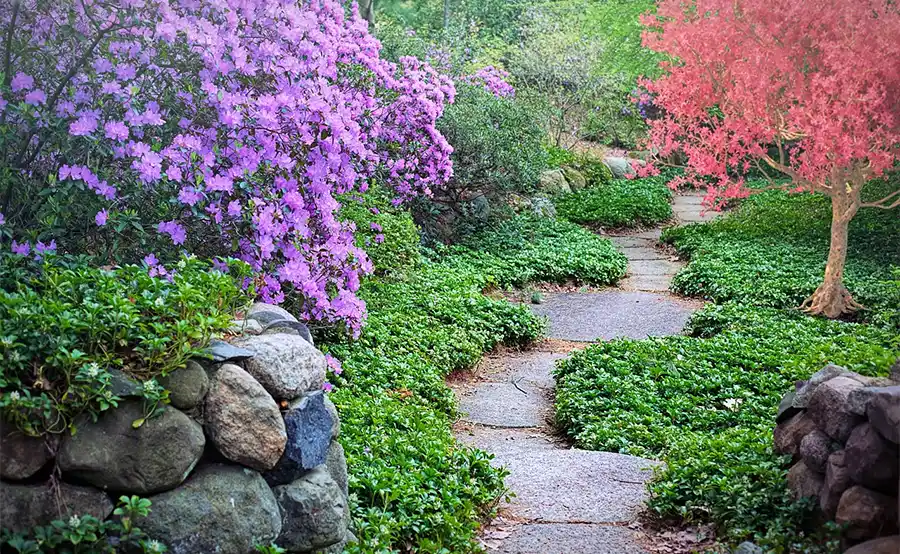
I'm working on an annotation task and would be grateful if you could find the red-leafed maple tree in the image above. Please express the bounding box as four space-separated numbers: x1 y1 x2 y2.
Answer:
640 0 900 318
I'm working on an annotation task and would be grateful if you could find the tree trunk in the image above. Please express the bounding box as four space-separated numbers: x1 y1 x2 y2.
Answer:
801 191 864 317
359 0 374 27
443 0 450 30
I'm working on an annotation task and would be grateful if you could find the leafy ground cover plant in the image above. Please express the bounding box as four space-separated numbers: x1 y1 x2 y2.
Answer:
554 176 673 228
0 252 248 435
554 303 900 549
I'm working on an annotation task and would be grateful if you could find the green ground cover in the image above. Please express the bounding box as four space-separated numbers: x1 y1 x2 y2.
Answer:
554 175 673 228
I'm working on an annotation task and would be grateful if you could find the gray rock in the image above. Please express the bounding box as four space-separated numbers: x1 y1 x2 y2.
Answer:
792 364 846 409
603 157 636 179
261 320 314 345
205 363 287 471
806 376 864 442
274 467 349 552
325 441 349 499
891 359 900 382
228 318 264 336
821 450 851 518
248 302 298 323
774 412 818 457
867 385 900 444
734 543 764 554
845 423 899 491
264 392 335 486
776 389 801 423
562 167 587 190
205 339 255 363
324 395 340 439
538 169 571 195
231 334 326 400
0 420 58 480
159 361 210 410
836 485 899 540
319 530 358 554
800 430 836 474
0 481 113 533
787 461 824 500
530 196 557 218
139 464 281 554
58 400 204 494
848 387 881 416
108 368 142 397
843 536 900 554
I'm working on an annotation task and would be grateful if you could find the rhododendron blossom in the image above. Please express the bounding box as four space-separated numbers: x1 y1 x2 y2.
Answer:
642 0 900 318
0 0 455 331
463 66 515 98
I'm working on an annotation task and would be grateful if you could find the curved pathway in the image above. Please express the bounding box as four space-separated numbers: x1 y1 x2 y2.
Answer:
452 192 713 553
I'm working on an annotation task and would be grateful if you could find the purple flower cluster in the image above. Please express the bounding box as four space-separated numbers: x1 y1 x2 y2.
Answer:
463 66 516 98
0 0 456 332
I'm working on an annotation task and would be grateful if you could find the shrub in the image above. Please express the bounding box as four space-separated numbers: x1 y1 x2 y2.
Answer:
0 252 249 435
339 189 422 277
554 176 672 228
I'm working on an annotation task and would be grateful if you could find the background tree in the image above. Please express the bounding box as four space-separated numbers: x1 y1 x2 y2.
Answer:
642 0 900 318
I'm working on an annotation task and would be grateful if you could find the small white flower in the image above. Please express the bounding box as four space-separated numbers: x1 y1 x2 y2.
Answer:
86 363 100 377
9 391 20 401
148 540 164 552
154 297 165 307
723 398 744 411
68 515 81 527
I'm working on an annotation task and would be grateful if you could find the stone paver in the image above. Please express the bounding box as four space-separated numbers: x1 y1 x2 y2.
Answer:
619 274 678 293
530 291 700 342
627 259 681 276
482 352 566 390
458 382 550 428
491 524 648 554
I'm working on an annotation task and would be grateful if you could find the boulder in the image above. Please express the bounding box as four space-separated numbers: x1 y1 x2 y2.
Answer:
843 536 900 554
530 196 557 218
231 333 326 400
774 412 818 456
561 167 587 191
602 157 636 179
799 430 836 474
159 361 209 410
844 423 899 491
891 359 900 382
247 302 298 323
261 319 314 345
205 363 287 471
274 468 349 552
324 395 340 439
836 485 899 540
325 441 349 499
538 169 571 195
205 339 255 363
0 481 113 533
867 385 900 444
787 461 824 500
228 318 264 336
821 450 852 518
58 400 204 494
776 389 802 423
264 392 335 487
108 368 142 397
806 376 864 442
792 364 846 409
320 530 358 554
0 420 58 480
139 464 281 554
848 387 881 417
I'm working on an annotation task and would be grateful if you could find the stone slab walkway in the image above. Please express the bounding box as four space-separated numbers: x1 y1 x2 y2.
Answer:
452 191 712 553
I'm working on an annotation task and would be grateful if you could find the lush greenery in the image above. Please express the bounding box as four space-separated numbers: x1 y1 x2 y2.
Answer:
554 175 673 228
0 254 249 435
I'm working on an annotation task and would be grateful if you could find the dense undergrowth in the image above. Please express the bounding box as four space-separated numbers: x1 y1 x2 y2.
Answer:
554 188 900 551
554 175 673 228
322 208 626 553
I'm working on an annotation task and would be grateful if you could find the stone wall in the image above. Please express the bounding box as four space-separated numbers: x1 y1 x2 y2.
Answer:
774 362 900 550
0 302 353 554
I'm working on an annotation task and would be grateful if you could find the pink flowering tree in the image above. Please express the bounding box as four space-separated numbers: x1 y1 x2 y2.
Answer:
641 0 900 318
0 0 454 332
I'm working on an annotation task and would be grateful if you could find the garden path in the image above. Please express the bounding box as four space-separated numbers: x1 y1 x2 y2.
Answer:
452 191 712 553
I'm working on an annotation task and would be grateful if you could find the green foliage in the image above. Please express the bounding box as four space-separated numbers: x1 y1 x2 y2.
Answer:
554 176 673 228
554 303 899 549
663 188 900 327
0 253 250 435
442 215 628 288
1 495 165 553
569 156 615 188
545 144 577 169
339 188 422 276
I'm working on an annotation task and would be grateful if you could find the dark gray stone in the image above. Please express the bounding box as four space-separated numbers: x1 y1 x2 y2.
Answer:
843 536 900 554
787 461 824 500
205 363 287 471
0 481 113 533
108 369 142 397
734 543 764 554
0 420 58 480
58 400 204 494
848 387 880 416
324 395 340 439
799 430 836 474
325 441 348 499
793 364 846 409
274 467 348 552
867 385 900 444
776 389 802 423
836 485 899 540
264 392 335 487
139 464 281 554
807 376 864 442
821 450 851 518
205 339 254 363
774 412 818 456
845 423 899 491
458 382 548 428
231 334 326 400
529 291 702 342
489 523 647 554
261 320 313 345
159 361 209 410
319 530 358 554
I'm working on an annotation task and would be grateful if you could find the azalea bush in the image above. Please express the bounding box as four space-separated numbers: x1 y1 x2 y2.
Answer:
0 0 455 332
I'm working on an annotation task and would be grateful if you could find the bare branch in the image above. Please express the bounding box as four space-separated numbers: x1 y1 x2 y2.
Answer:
2 0 19 89
860 188 900 209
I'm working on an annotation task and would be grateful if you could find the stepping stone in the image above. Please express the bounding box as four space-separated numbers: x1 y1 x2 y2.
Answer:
461 429 657 523
673 194 705 206
617 246 667 261
480 352 566 390
609 236 656 248
630 228 663 240
458 382 549 428
530 291 700 341
490 523 648 554
627 259 682 275
618 275 675 293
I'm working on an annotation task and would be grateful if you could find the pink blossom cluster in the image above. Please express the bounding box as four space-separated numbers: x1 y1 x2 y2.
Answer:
0 0 457 332
463 66 515 98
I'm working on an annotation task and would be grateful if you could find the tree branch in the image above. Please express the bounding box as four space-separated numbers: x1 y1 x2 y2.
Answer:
860 188 900 209
2 0 19 89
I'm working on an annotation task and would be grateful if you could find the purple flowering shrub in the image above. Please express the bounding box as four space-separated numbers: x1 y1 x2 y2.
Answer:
0 0 455 332
462 66 515 98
